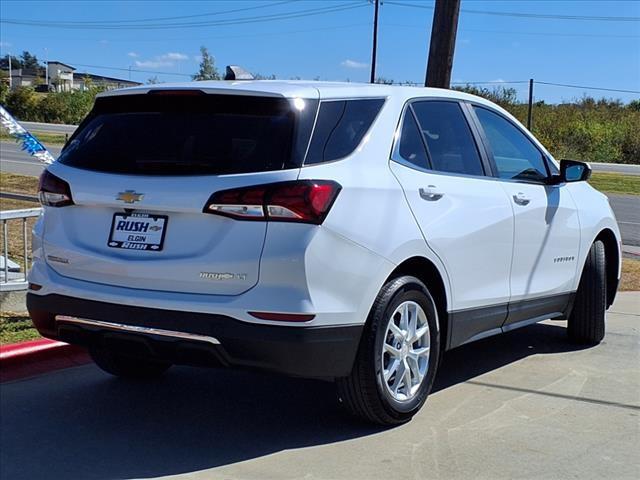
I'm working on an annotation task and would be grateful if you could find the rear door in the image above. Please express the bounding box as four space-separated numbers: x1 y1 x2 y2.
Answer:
390 100 514 346
42 91 318 295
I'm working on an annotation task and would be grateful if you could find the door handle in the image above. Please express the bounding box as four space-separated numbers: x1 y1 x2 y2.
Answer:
513 192 530 206
419 186 444 201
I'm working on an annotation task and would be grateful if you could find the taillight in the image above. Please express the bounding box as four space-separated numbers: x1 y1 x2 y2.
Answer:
203 180 341 225
38 170 74 207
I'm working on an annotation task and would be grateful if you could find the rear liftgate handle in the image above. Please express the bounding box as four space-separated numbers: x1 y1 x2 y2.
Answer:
419 185 444 202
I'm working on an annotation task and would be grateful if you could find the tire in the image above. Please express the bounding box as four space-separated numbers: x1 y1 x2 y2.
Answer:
89 346 172 379
336 276 441 425
567 240 606 345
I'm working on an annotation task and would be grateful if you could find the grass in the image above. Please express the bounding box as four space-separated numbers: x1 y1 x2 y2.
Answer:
588 172 639 196
0 172 39 195
0 130 67 146
0 311 40 345
620 258 640 292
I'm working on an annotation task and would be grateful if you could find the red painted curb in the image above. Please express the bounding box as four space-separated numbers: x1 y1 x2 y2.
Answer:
0 338 90 383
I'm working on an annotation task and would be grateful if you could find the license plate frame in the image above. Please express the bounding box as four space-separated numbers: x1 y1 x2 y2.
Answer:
107 212 168 251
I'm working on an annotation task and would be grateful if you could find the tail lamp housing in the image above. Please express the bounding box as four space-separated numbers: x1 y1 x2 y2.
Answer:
203 180 341 225
38 170 74 207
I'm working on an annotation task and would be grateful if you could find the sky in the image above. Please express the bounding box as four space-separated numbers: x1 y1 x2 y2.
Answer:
1 0 639 103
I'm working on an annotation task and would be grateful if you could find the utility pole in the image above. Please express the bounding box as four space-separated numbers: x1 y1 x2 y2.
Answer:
44 47 48 86
370 0 380 84
8 54 12 89
527 78 534 130
425 0 461 88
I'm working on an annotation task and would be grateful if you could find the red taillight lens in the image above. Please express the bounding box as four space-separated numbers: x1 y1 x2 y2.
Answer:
203 180 341 225
38 170 74 207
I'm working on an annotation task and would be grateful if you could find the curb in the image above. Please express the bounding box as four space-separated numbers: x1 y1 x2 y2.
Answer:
0 338 90 383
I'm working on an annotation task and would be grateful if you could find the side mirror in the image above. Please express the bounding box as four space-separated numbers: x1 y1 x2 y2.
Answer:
560 159 591 183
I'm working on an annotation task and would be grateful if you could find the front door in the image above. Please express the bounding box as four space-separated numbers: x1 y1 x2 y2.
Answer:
471 106 581 327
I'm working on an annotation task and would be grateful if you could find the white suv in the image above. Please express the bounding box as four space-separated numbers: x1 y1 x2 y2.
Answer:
27 81 621 425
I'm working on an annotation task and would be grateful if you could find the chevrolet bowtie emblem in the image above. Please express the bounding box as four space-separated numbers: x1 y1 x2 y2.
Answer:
116 190 144 203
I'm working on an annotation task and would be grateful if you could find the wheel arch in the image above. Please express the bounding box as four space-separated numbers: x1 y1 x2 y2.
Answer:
385 256 450 350
594 228 620 308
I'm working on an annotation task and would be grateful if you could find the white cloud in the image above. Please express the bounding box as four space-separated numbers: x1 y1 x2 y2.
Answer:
127 52 139 58
161 52 188 61
341 59 368 69
490 78 506 84
133 52 188 69
0 41 12 48
135 60 173 68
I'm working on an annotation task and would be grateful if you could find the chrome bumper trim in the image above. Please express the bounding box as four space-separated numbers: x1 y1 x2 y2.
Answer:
54 315 221 345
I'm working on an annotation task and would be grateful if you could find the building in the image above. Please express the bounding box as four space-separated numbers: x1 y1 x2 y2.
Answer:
2 61 141 91
47 61 75 91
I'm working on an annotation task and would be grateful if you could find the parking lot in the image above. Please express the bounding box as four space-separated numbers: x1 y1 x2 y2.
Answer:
1 293 638 480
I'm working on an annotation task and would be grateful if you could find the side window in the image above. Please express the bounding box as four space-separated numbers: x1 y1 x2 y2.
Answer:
397 109 429 169
411 101 485 176
473 107 548 181
305 98 385 164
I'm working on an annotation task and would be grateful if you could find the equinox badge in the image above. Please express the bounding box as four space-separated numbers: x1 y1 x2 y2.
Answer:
117 190 144 203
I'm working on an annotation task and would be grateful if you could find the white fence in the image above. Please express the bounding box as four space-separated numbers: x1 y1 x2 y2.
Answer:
1 208 42 291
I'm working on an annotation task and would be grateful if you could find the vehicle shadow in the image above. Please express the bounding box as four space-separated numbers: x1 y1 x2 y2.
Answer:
1 321 587 480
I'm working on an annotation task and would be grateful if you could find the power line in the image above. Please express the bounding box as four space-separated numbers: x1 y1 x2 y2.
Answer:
450 80 639 94
451 80 529 85
386 1 640 22
1 2 368 30
536 81 640 95
387 23 640 39
6 22 372 43
33 0 297 25
69 62 192 78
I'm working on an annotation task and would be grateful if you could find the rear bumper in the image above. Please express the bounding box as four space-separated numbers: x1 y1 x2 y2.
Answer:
27 293 363 379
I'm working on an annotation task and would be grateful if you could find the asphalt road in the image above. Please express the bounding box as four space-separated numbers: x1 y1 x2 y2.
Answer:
591 162 640 176
1 292 638 480
1 140 638 245
22 121 77 135
0 141 60 177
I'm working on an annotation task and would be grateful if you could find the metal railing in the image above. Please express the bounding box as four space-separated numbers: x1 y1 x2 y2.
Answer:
1 208 42 287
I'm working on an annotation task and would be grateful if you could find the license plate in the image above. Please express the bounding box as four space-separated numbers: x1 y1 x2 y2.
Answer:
108 212 168 251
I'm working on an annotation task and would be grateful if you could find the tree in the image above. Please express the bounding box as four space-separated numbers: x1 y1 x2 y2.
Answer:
253 73 276 80
0 55 21 69
20 51 40 69
5 86 40 121
374 76 394 85
192 46 220 81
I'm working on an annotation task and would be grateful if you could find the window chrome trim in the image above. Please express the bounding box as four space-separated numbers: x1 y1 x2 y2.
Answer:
55 315 221 345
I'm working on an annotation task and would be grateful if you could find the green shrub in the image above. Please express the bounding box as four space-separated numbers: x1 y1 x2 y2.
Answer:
455 86 639 165
5 86 40 121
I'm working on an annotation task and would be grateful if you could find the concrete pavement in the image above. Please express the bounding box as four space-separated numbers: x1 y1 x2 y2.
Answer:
1 292 638 480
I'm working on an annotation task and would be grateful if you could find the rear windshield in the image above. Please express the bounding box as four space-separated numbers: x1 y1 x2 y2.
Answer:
59 93 317 175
